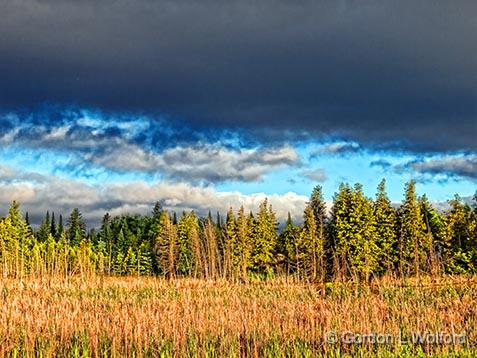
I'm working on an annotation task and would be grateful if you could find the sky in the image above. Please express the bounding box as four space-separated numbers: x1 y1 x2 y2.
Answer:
0 0 476 226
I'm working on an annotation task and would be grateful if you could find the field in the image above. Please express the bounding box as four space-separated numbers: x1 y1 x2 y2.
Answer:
0 276 476 357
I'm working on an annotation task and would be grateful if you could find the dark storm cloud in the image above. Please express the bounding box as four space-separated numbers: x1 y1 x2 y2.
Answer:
1 0 476 151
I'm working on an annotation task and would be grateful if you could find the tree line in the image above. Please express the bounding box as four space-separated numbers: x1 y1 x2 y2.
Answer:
0 179 476 281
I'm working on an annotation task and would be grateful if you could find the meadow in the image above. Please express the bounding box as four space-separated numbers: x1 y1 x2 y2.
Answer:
0 275 476 357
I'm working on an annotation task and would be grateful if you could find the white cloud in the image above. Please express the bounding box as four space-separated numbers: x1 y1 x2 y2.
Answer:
0 165 308 225
0 121 300 183
88 142 300 183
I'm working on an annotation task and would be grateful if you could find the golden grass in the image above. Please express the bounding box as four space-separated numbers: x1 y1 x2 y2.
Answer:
0 276 476 357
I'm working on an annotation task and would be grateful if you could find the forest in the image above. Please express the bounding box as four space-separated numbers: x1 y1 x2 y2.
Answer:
1 179 476 281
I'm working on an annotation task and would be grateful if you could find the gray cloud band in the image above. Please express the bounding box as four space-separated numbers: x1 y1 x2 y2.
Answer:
1 0 476 152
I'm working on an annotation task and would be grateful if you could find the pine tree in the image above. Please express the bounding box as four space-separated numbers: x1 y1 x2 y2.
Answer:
0 216 17 277
442 196 474 273
125 247 137 275
99 213 113 274
419 195 445 274
250 199 278 277
310 185 327 230
374 179 398 274
277 213 299 275
398 180 427 277
57 214 64 239
301 205 325 282
330 184 379 281
67 208 86 246
232 206 251 280
309 186 330 278
8 201 35 278
37 211 51 242
50 212 57 239
137 242 153 275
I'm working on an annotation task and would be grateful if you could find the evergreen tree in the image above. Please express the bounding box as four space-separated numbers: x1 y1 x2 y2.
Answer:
148 201 163 244
203 216 219 279
137 242 153 275
301 204 325 282
442 196 475 273
398 180 427 276
232 206 251 280
277 213 299 275
330 184 379 281
50 212 57 239
309 186 330 278
310 185 327 230
250 199 278 277
37 211 51 242
419 195 445 274
374 179 398 274
154 211 177 278
67 208 86 246
6 201 35 278
99 213 113 274
177 212 203 277
57 214 64 239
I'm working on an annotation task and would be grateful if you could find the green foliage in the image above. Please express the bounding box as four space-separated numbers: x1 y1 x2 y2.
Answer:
250 199 278 277
0 181 476 280
398 181 428 276
177 211 203 277
442 196 475 274
374 179 398 273
67 208 86 246
154 211 177 278
330 184 379 281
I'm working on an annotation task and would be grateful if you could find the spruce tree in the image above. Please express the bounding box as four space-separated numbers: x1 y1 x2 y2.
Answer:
277 213 299 275
50 212 57 239
6 201 35 278
233 206 251 280
330 184 379 281
398 180 427 276
301 204 325 282
374 179 398 274
99 213 113 274
250 199 278 277
67 208 86 246
419 195 445 274
309 186 330 278
442 196 474 273
57 214 64 239
37 211 51 242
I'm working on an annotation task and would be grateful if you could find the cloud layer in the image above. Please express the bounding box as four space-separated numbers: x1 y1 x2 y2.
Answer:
1 0 476 151
0 110 299 184
0 165 308 226
408 155 477 181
